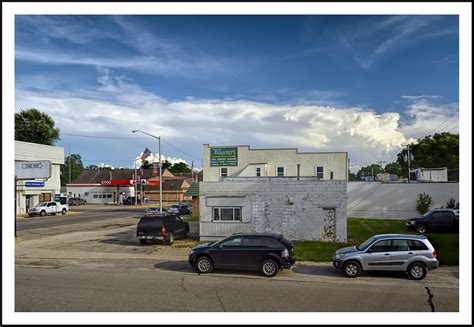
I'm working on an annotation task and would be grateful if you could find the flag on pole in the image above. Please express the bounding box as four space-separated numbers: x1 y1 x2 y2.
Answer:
140 147 152 160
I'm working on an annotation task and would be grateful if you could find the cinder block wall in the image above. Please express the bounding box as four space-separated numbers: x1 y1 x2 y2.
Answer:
200 177 347 242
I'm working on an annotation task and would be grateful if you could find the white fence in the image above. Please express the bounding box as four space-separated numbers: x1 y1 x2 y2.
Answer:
348 182 459 219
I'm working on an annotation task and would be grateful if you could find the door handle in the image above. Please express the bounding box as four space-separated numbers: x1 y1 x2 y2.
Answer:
384 253 390 256
408 252 414 254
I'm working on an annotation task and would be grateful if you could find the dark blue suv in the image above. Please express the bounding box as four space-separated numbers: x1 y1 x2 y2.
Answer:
188 233 296 277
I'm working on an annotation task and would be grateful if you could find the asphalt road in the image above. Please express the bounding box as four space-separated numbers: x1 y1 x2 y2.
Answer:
14 206 459 313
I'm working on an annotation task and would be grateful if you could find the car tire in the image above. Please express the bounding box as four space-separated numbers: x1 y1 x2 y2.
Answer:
139 239 147 245
416 224 427 234
61 209 67 215
167 233 174 245
342 261 361 278
196 256 214 273
407 262 427 280
40 210 46 216
261 259 279 277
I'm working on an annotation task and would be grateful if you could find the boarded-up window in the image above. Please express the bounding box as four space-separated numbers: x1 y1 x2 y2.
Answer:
321 208 336 241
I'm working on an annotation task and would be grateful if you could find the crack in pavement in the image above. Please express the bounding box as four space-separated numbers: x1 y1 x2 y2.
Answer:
425 286 435 312
215 292 226 312
180 276 199 298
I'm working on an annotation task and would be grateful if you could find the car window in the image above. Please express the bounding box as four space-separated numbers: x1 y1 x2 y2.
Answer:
392 239 410 252
431 212 445 221
368 240 392 252
259 237 282 248
243 237 259 247
221 237 243 247
408 240 429 251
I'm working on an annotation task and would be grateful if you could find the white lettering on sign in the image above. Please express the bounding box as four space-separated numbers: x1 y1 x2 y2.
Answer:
22 163 43 169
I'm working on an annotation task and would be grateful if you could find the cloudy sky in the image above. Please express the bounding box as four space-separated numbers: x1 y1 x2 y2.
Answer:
14 15 459 171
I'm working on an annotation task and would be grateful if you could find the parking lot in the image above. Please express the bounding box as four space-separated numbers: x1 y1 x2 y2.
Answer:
15 206 459 312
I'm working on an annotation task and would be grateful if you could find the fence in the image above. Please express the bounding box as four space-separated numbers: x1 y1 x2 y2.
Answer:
348 182 459 219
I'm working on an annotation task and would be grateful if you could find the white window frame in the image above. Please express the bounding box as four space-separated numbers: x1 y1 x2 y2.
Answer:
315 166 324 179
276 166 285 177
212 207 242 222
220 167 228 177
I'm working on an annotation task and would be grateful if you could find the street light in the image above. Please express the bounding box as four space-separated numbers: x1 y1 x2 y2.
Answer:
132 130 163 214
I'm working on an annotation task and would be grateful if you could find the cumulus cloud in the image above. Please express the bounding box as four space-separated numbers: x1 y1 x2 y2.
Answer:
15 70 458 168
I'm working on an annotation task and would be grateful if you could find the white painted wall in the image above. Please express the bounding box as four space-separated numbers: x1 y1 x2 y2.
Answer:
348 182 459 219
203 144 348 181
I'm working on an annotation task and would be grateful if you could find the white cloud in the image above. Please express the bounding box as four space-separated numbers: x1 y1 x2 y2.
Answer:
15 70 458 168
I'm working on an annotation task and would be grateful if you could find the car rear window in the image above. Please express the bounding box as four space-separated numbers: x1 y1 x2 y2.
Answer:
408 240 429 251
138 216 164 228
276 236 293 249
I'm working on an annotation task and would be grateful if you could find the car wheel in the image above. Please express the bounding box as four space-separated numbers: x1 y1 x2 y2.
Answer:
416 224 427 234
40 210 46 216
261 259 279 277
342 261 361 278
167 233 174 245
407 262 427 280
139 239 147 245
61 209 67 215
196 256 213 273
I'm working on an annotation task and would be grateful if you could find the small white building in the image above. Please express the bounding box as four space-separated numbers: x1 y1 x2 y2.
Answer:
410 167 448 182
203 144 348 181
15 141 64 214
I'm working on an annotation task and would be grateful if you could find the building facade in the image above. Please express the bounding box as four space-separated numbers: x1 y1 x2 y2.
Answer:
15 141 64 214
203 144 348 181
199 177 347 242
410 167 448 182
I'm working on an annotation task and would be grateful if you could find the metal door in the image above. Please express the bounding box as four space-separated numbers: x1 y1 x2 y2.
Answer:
363 240 393 270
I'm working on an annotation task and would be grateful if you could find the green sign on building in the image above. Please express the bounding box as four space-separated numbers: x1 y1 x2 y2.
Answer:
210 147 238 166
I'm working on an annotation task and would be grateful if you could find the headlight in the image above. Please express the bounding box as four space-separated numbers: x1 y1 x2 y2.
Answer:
410 221 416 225
336 253 346 259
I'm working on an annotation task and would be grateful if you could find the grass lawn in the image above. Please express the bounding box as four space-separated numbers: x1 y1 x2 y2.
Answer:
293 218 458 265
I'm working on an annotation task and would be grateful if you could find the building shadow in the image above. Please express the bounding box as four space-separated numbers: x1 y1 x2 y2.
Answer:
154 260 264 277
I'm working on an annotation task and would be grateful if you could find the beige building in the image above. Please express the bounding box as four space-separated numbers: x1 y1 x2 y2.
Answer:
202 144 348 181
15 141 64 214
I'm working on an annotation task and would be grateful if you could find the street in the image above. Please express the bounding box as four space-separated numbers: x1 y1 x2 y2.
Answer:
15 206 459 312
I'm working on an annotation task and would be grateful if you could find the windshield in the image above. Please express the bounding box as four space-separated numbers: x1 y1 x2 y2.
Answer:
356 236 377 251
36 202 48 207
423 211 433 217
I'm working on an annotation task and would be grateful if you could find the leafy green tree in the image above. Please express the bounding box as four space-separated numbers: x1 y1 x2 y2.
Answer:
161 160 172 171
169 162 191 173
356 164 382 180
15 108 60 145
397 133 459 179
61 154 84 186
416 192 432 214
446 198 456 209
140 160 152 169
348 171 358 181
384 162 403 177
85 164 98 170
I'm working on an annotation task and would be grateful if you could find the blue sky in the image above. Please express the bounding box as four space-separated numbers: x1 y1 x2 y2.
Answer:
15 15 459 170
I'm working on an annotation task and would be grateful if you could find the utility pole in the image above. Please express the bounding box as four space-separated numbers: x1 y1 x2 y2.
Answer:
407 145 411 183
68 144 71 184
377 160 386 171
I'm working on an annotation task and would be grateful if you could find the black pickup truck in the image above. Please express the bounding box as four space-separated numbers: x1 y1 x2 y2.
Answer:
405 209 459 233
136 214 189 245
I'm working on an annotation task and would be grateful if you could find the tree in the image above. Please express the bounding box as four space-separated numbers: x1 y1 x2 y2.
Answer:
61 154 84 186
85 164 99 170
396 133 459 178
15 108 60 145
384 162 403 177
161 160 172 171
140 160 152 169
416 192 432 214
348 171 358 181
356 164 382 180
169 162 191 173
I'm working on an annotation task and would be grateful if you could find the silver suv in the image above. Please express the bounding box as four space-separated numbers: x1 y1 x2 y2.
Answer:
332 234 439 280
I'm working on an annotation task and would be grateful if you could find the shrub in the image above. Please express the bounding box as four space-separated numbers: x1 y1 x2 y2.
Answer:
446 198 456 209
416 192 432 214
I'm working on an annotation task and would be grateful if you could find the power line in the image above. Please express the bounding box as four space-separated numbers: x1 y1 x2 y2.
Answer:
162 139 201 160
61 133 149 140
424 112 459 136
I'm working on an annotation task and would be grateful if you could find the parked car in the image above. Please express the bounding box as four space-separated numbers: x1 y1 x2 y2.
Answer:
188 233 296 277
67 197 87 206
179 200 192 207
144 207 166 215
332 234 439 280
168 204 190 215
28 201 69 217
136 214 189 245
123 196 141 205
406 209 459 233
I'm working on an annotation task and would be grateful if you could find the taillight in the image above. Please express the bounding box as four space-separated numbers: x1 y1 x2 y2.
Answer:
432 250 437 258
161 227 166 236
281 249 289 258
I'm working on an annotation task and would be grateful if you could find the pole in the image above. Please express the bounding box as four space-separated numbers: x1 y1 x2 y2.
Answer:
68 144 71 184
134 159 138 205
407 145 411 183
159 136 163 214
15 175 17 238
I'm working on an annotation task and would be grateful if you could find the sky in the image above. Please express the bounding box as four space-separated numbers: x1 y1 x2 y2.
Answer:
14 15 460 171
